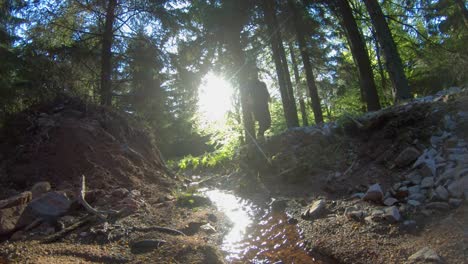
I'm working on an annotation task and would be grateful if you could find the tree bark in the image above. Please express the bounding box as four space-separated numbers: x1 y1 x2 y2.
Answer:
262 0 299 128
224 0 255 143
454 0 468 28
288 42 309 126
100 0 117 106
287 0 323 124
333 0 381 111
363 0 411 102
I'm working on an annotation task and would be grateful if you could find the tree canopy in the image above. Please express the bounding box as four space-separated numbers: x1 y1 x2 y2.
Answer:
1 0 467 159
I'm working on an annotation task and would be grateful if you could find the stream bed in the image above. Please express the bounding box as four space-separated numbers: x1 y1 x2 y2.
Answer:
202 188 325 263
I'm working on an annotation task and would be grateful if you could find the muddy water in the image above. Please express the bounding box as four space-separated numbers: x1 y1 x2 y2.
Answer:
202 189 325 263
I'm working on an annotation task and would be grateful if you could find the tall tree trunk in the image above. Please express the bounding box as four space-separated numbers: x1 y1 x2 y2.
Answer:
287 0 323 124
454 0 468 28
372 28 390 103
224 0 255 143
363 0 411 102
333 0 381 111
100 0 117 106
288 42 309 126
262 0 299 128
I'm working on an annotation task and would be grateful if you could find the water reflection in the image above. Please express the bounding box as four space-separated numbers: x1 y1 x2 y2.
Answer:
202 189 322 263
203 189 257 260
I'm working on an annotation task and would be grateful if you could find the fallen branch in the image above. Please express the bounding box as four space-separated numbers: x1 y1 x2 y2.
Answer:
132 226 186 236
78 175 126 220
42 215 97 243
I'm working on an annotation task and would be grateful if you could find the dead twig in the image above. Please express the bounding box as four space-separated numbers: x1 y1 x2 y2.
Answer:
343 159 357 177
78 175 126 220
132 226 186 236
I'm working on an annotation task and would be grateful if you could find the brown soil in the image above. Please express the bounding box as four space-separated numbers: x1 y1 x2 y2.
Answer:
0 96 226 263
237 92 468 263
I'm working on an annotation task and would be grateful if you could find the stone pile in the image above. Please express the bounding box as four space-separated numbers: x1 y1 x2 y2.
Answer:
0 181 145 241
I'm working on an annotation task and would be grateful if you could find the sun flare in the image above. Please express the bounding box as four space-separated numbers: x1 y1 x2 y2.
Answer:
198 72 234 127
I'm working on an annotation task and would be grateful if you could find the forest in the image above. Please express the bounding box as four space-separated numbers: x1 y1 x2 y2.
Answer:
1 0 466 160
0 0 467 263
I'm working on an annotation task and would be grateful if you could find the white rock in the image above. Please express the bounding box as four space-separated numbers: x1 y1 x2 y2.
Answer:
302 199 326 219
408 247 441 263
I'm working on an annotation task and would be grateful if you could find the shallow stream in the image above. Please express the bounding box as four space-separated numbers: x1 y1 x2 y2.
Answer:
202 189 325 263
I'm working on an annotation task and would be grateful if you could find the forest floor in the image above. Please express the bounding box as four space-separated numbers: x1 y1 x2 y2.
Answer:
0 88 467 264
202 87 467 263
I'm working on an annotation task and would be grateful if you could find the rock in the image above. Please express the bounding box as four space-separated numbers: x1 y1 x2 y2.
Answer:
207 213 218 222
447 177 468 198
362 184 383 203
31 182 51 199
302 199 326 219
111 188 129 198
425 202 450 211
392 182 402 190
383 206 401 223
408 193 426 202
407 200 421 207
448 198 462 208
434 185 449 201
395 147 421 167
200 223 216 234
394 188 409 199
420 177 434 189
418 164 434 178
408 247 441 263
406 173 422 185
288 217 299 224
408 185 421 195
130 239 166 254
0 192 32 209
345 207 366 221
270 199 288 212
413 149 437 177
182 222 205 235
384 197 398 206
351 193 365 199
202 245 226 264
28 191 71 218
0 204 28 235
10 230 26 241
401 220 417 233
